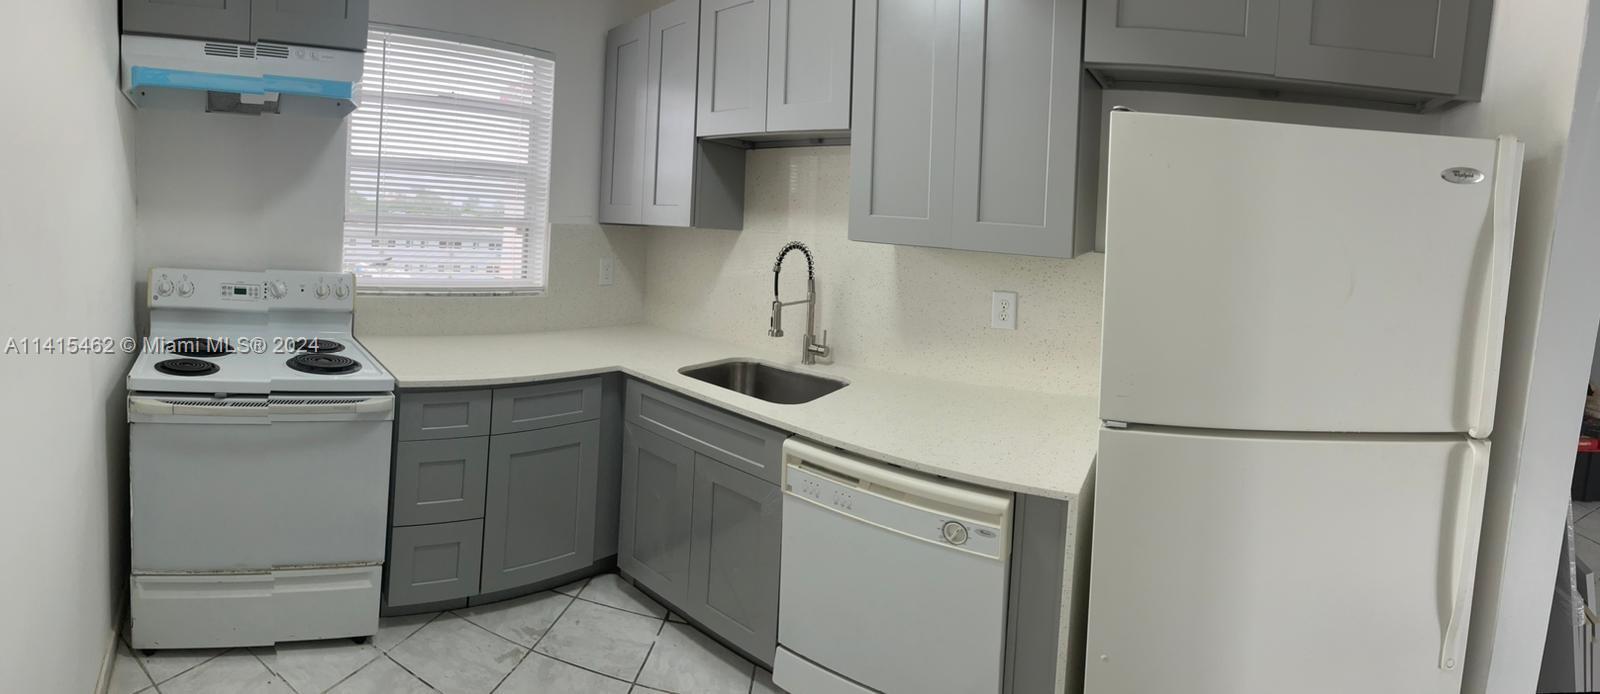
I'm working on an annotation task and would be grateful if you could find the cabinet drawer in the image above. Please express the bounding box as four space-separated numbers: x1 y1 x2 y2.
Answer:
387 520 483 607
625 380 787 485
392 438 489 526
398 390 491 441
492 378 602 435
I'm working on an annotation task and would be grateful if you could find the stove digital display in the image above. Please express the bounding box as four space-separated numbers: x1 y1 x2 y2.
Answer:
233 287 247 296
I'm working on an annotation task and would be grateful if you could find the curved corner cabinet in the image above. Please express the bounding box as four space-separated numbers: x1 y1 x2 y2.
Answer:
384 376 621 611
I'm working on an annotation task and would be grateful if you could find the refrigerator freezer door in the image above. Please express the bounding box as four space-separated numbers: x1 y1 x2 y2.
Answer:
1084 427 1490 694
1099 112 1522 435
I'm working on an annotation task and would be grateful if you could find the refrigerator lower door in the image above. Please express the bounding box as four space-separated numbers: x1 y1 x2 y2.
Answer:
1099 112 1522 436
1085 427 1490 694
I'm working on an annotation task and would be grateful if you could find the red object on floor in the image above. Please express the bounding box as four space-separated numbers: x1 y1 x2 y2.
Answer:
1581 437 1600 453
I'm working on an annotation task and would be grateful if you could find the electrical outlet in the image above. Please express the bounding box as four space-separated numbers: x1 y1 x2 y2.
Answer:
991 291 1017 330
599 257 615 286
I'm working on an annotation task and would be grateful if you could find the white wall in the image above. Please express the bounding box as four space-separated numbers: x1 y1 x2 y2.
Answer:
134 0 647 335
0 1 137 691
1432 1 1600 691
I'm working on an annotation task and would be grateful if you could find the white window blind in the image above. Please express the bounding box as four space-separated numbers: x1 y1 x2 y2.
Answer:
344 28 554 293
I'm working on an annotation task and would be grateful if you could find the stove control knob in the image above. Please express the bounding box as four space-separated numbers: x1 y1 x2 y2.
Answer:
314 283 330 299
177 279 195 298
334 282 350 299
941 521 969 546
155 276 174 297
267 280 289 299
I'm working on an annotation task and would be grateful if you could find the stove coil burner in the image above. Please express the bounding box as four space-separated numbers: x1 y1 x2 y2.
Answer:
164 337 234 357
155 358 220 377
287 353 361 375
289 338 345 354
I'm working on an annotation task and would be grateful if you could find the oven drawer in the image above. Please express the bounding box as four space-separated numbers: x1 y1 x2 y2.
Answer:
398 389 492 441
392 437 489 526
492 378 602 434
625 380 787 485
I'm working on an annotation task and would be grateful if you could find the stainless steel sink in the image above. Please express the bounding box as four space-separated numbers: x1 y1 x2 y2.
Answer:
679 359 848 405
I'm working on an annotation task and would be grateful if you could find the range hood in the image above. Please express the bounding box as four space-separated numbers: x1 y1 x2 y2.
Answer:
121 35 362 116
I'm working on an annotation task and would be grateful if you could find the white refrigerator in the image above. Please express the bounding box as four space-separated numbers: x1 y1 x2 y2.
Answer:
1084 112 1523 694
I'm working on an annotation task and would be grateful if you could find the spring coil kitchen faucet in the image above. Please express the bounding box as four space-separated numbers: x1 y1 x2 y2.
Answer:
770 241 831 365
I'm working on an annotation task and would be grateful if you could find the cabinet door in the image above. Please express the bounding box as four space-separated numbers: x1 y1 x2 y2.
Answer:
387 520 483 607
122 0 251 43
250 0 370 51
766 0 853 133
697 0 771 137
950 0 1089 258
1082 0 1278 75
392 437 489 527
643 0 703 227
600 15 650 225
1275 0 1471 95
397 389 491 442
848 0 961 247
480 422 600 594
686 455 782 665
619 424 696 607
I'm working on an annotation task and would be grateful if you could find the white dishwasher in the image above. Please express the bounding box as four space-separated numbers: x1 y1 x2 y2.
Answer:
774 439 1013 694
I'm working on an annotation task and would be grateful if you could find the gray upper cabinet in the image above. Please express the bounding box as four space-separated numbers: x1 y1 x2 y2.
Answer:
685 455 781 666
644 0 704 227
1083 0 1277 75
697 0 771 137
851 0 1096 258
480 422 600 594
619 424 697 607
1274 0 1472 95
602 2 747 229
122 0 253 43
766 0 853 133
250 0 369 51
600 15 650 225
1082 0 1491 108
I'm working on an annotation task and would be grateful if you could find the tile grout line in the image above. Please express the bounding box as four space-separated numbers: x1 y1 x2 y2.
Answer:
484 595 569 694
316 651 387 694
246 648 301 694
139 647 230 688
335 610 445 692
120 631 162 692
628 614 672 688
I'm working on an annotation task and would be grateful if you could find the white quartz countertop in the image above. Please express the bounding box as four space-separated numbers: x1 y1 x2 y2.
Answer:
360 325 1099 500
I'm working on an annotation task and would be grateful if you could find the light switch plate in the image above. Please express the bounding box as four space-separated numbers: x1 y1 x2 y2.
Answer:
599 257 615 286
991 291 1017 330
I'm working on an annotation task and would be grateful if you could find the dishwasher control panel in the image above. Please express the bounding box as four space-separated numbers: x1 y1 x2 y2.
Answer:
784 462 1008 560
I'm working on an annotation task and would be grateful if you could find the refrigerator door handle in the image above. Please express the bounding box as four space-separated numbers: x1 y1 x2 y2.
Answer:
1440 440 1492 670
1466 136 1523 438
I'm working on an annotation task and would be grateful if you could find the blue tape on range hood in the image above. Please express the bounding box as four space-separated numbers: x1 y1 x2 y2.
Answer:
129 66 354 100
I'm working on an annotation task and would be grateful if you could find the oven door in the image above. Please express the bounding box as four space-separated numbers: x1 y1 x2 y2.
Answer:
129 394 394 571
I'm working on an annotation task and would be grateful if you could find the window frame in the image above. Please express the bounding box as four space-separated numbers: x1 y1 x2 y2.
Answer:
343 23 556 296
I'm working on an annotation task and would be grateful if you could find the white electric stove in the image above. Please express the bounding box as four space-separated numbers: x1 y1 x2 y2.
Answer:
126 268 396 650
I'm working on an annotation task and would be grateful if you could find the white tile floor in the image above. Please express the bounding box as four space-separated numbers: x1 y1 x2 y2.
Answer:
110 573 784 694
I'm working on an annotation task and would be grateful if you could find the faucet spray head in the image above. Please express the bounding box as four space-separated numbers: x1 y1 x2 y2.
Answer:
768 299 784 337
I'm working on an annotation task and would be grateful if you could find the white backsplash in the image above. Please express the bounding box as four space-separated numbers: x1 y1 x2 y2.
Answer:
643 146 1104 396
355 223 647 335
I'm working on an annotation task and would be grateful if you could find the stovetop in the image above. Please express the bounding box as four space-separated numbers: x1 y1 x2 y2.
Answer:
127 268 393 395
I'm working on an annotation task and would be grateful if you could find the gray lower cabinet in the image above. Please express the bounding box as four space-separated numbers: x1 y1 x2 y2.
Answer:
397 389 491 441
392 437 489 527
619 424 697 607
388 519 483 606
480 422 601 594
685 453 781 664
250 0 369 50
1083 0 1489 107
850 0 1096 258
122 0 253 43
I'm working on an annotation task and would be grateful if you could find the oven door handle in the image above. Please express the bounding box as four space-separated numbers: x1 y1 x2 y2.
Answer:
268 395 395 416
128 396 268 418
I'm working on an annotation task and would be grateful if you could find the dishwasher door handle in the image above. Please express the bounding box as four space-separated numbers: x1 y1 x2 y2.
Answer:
782 438 1012 521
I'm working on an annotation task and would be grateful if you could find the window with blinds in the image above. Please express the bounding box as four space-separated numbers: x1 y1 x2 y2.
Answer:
344 27 554 293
